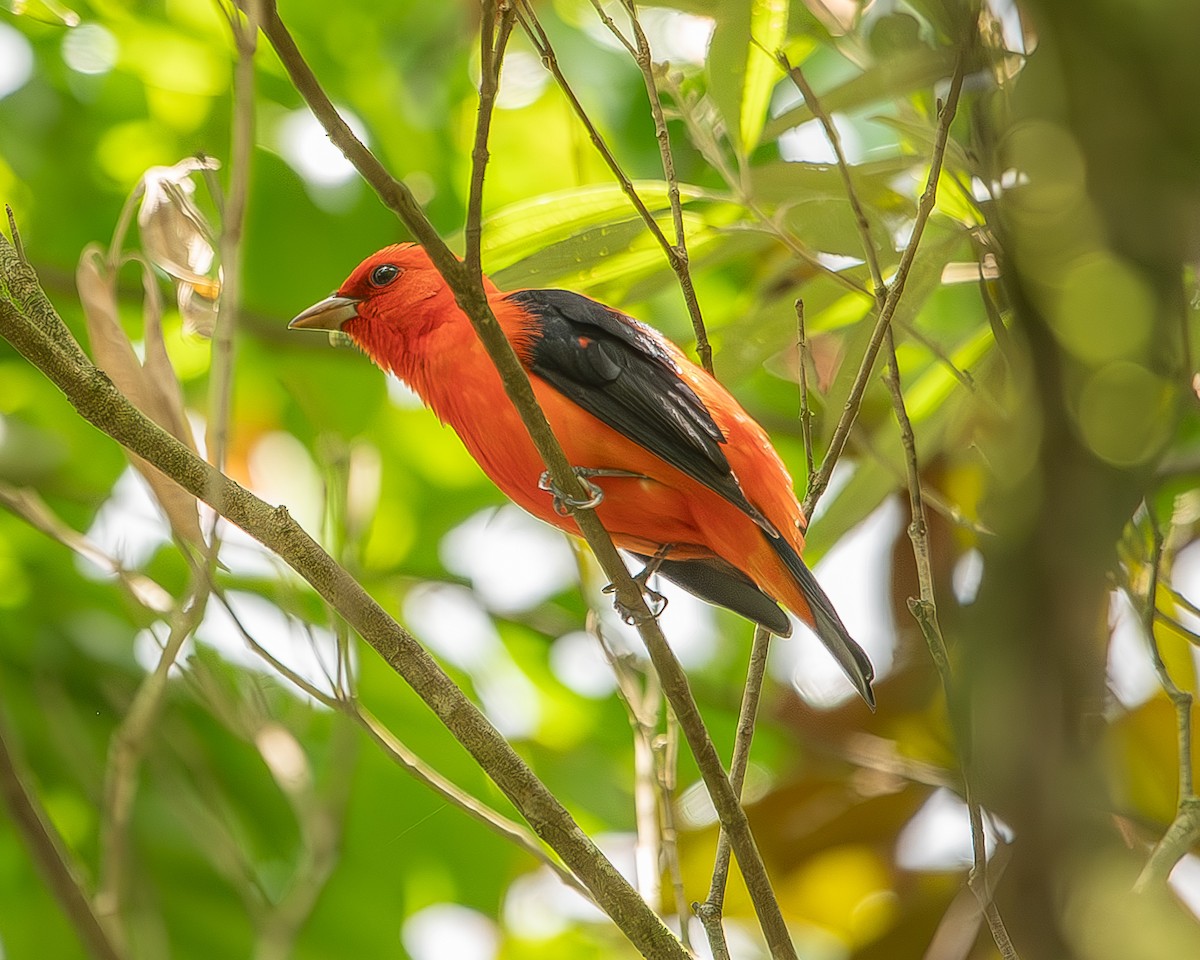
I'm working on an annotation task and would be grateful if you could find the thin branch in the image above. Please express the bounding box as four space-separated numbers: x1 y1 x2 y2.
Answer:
1135 507 1199 891
656 69 868 297
802 54 966 519
519 1 714 372
695 626 772 958
777 51 886 301
464 0 515 278
212 584 595 901
0 712 126 960
795 299 816 489
97 575 210 945
603 0 713 373
884 327 1016 959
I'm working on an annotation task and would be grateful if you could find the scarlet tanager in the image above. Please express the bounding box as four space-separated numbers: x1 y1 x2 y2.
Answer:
291 244 875 707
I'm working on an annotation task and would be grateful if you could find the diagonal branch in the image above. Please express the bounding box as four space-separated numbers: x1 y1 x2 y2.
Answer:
0 711 126 960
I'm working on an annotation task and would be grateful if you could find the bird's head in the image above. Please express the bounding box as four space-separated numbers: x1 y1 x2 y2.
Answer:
288 242 451 335
290 243 484 377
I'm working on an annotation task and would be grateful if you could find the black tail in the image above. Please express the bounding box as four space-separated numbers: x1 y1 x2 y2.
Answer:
631 554 793 638
768 537 876 709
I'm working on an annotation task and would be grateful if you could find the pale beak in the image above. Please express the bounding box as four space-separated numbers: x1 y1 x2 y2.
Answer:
288 295 362 331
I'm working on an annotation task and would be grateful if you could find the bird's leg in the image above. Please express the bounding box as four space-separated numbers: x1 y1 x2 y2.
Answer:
605 543 674 624
537 467 646 517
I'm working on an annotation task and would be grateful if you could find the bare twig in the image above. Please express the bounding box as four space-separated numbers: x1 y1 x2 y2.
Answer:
1134 507 1199 891
778 51 886 301
695 626 772 957
520 1 714 372
884 330 1017 958
97 575 210 945
596 0 713 373
465 0 515 278
802 55 966 519
0 713 126 960
795 299 816 488
656 69 868 297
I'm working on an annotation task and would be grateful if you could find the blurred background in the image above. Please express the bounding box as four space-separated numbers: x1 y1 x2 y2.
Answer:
1 0 1200 957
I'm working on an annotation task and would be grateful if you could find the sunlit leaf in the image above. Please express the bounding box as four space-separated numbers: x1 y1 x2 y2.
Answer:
741 0 789 152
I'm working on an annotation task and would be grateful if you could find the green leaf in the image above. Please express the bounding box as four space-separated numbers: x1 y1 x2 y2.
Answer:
479 181 708 275
762 45 960 143
742 0 790 152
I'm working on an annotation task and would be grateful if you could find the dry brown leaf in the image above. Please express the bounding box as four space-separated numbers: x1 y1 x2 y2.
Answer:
77 245 204 549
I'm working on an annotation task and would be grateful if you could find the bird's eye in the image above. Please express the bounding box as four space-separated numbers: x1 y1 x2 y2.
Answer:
369 264 401 287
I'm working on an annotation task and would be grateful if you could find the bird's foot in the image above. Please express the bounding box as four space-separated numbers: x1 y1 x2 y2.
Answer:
603 544 673 624
537 467 645 517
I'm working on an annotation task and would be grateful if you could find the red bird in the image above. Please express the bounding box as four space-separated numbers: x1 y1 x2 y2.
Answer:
291 244 874 707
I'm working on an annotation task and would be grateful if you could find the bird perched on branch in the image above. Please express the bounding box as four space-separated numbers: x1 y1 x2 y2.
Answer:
291 243 874 707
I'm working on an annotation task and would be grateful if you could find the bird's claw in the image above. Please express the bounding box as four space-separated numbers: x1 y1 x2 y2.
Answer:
537 467 645 517
605 583 668 625
602 543 673 624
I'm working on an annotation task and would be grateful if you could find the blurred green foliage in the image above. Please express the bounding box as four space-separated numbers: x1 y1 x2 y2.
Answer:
1 1 1200 959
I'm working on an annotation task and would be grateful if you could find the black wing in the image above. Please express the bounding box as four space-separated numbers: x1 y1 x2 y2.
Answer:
509 288 774 533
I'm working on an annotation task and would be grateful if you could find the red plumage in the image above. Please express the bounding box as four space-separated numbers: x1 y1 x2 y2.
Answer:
291 243 874 707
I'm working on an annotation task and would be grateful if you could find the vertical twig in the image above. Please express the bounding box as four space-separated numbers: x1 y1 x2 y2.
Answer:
0 713 126 960
795 299 816 491
1134 506 1200 890
465 0 515 278
694 626 772 958
777 51 886 302
600 0 713 373
520 0 714 371
884 327 1017 959
97 577 210 945
208 0 258 475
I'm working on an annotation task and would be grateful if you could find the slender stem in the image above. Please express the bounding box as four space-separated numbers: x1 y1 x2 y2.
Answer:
609 0 713 373
695 626 772 956
521 0 714 373
794 299 816 492
97 575 210 944
884 326 1017 959
802 55 966 519
778 52 886 301
1134 506 1199 891
0 713 126 960
465 1 515 278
